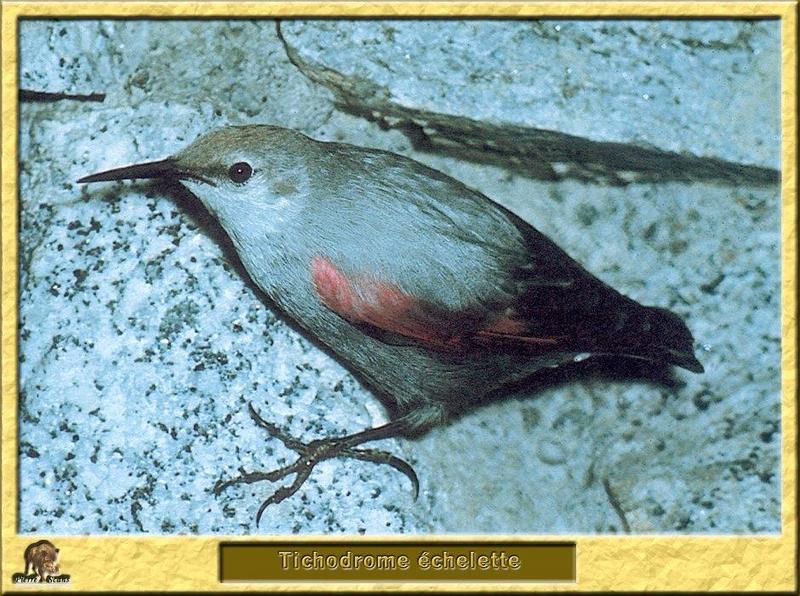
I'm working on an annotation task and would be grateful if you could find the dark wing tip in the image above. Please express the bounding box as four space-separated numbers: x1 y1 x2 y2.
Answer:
640 307 704 374
667 349 705 374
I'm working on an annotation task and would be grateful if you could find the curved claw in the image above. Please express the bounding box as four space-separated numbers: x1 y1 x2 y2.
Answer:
345 448 419 500
214 455 316 495
248 402 306 451
255 461 316 526
218 405 420 524
213 469 272 496
388 455 419 500
213 479 232 496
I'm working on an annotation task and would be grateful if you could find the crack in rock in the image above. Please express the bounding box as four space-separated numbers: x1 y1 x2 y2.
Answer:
278 20 779 187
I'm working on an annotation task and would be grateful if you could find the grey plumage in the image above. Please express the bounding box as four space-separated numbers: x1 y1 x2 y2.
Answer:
79 124 703 517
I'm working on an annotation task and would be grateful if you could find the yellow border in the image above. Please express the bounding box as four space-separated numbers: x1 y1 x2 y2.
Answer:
1 1 796 592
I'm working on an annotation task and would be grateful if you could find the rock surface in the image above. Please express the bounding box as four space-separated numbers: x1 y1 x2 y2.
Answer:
17 19 780 535
280 20 779 185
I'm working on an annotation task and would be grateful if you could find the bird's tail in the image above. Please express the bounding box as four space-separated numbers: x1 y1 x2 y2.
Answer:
620 305 704 373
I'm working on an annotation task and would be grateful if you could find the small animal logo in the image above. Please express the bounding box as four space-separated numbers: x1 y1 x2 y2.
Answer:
11 540 70 584
25 540 59 581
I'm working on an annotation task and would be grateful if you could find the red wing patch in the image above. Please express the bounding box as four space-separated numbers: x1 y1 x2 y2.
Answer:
310 255 567 351
311 256 454 346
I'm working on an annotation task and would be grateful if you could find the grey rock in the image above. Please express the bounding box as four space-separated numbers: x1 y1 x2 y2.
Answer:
18 20 426 535
19 21 118 97
280 20 780 185
18 19 780 535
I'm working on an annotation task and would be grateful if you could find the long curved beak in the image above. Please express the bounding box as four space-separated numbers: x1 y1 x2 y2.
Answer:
77 158 216 186
77 158 178 183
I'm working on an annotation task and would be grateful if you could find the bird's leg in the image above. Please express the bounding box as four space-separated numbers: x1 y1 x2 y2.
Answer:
214 403 418 524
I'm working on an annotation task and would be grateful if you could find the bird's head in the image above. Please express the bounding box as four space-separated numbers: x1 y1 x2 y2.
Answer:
78 125 312 239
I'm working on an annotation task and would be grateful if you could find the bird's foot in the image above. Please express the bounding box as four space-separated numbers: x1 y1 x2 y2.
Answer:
213 403 419 525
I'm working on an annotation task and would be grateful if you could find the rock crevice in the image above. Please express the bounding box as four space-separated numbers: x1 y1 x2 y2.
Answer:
278 19 779 186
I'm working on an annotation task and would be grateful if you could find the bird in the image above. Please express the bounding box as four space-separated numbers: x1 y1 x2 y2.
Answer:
78 124 703 523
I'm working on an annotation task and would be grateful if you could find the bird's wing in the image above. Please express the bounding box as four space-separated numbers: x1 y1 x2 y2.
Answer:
310 254 574 352
307 142 632 353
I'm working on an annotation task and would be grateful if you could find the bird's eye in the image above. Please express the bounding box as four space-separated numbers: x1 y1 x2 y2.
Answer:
228 162 253 184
